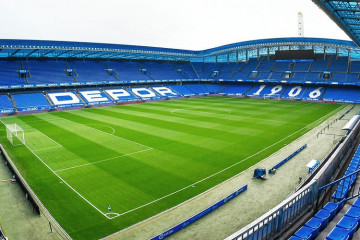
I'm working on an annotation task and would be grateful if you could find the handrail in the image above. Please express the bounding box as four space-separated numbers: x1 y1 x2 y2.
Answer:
318 168 360 192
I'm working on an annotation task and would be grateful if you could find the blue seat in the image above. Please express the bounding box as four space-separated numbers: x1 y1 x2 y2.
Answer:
336 216 358 236
326 227 351 240
345 206 360 219
323 202 339 219
294 226 316 240
314 209 331 227
352 198 360 208
349 161 360 169
288 236 302 240
305 217 323 235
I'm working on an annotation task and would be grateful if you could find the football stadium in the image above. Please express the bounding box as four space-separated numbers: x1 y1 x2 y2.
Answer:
2 1 360 240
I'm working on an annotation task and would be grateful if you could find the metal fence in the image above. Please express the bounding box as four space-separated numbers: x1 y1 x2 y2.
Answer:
225 118 360 240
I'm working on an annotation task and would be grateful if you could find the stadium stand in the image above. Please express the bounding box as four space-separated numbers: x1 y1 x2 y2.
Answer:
184 84 209 95
246 84 285 97
257 58 275 71
151 86 181 98
0 94 15 113
232 71 250 80
322 87 360 103
173 62 198 79
103 88 139 102
2 36 360 240
291 61 312 72
272 61 291 72
67 61 116 82
311 55 331 72
219 84 253 95
12 93 52 111
169 85 196 96
140 61 184 80
128 87 162 100
350 61 360 73
290 145 360 240
47 91 85 108
269 72 284 80
203 84 223 94
79 90 113 105
329 56 349 73
241 58 261 72
0 60 26 86
22 60 75 84
106 61 151 81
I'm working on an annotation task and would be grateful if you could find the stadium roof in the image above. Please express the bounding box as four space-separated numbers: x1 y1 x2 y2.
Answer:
0 37 359 62
312 0 360 47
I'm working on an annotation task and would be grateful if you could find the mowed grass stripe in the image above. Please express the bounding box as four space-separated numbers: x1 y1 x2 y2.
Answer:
57 110 235 152
99 107 265 140
0 97 345 240
151 98 338 125
123 101 292 127
130 98 312 124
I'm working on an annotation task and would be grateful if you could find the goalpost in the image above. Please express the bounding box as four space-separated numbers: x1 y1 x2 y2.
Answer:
263 94 281 100
6 123 25 146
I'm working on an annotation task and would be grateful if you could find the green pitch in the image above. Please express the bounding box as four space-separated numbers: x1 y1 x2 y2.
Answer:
0 97 344 239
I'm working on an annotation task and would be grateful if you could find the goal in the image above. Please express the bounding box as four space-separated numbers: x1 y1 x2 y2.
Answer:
6 123 25 146
264 94 281 100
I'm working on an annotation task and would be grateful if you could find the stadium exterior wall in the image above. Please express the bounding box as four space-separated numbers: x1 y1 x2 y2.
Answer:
226 118 360 240
0 144 71 240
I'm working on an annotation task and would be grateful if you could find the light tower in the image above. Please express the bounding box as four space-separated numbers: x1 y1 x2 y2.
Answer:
298 12 304 37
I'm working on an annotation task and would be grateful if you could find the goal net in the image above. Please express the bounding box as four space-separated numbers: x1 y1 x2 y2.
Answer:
264 94 281 100
6 123 25 146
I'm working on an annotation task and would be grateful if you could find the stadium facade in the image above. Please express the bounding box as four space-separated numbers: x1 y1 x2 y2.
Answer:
2 2 360 238
1 37 360 115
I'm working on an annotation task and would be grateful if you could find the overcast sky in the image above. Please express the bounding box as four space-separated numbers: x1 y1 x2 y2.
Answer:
0 0 351 50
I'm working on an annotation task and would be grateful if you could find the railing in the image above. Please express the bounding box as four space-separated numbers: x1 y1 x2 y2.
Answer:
226 182 316 240
0 226 7 240
316 169 360 210
225 111 360 240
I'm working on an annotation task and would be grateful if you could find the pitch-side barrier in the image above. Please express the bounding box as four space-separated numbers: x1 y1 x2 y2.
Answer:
225 118 360 240
0 145 71 240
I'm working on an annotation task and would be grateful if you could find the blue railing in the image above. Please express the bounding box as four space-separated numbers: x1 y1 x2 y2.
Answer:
151 185 247 240
269 144 307 174
225 111 360 240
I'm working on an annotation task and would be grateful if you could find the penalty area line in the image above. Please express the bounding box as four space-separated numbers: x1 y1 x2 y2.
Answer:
0 119 111 220
54 148 153 173
54 115 153 150
105 104 344 219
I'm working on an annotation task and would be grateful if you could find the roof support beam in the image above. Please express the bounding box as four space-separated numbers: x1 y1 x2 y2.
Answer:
83 51 102 58
69 50 87 58
40 49 56 57
10 49 21 56
25 49 39 57
55 50 72 58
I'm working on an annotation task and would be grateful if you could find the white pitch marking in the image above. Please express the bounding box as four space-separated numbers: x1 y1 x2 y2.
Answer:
170 107 307 126
0 119 111 219
54 115 153 150
32 145 62 152
104 104 345 219
0 103 345 221
84 124 116 135
32 128 62 147
55 148 153 172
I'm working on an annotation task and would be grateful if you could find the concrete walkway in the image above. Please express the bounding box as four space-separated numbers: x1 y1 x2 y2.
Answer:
105 104 360 240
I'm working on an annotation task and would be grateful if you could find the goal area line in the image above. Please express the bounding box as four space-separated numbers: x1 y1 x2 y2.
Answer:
0 104 346 221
